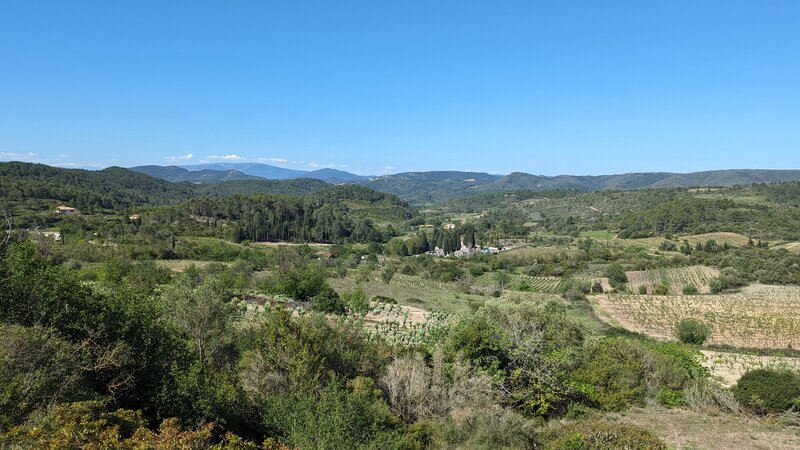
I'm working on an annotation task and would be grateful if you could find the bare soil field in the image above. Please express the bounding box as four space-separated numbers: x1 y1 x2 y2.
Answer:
592 285 800 349
625 265 720 294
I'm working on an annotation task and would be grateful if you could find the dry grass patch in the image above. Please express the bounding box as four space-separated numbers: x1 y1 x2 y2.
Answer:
155 260 232 272
701 350 800 388
613 406 800 450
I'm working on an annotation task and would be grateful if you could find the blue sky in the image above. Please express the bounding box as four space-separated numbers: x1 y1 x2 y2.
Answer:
1 1 799 175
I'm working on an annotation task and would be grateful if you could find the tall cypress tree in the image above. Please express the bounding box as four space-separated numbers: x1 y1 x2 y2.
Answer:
418 232 430 252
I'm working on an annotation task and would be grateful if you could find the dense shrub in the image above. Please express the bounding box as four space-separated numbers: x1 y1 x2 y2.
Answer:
341 287 370 313
372 295 397 304
0 401 260 449
675 319 710 345
653 284 669 295
311 285 346 314
571 339 695 411
0 325 85 431
603 263 628 288
271 262 328 301
542 419 667 450
682 285 699 295
709 267 746 293
732 369 800 414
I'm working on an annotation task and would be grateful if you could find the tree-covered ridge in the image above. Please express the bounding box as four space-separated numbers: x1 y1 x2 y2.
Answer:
617 195 800 241
0 162 414 242
0 161 334 212
195 177 329 198
0 162 195 211
151 191 413 244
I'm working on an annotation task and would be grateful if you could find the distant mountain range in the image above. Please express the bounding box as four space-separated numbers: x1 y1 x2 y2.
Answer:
132 163 368 184
129 163 800 203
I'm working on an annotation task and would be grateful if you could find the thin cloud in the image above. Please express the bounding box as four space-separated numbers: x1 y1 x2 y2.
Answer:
0 151 37 161
164 153 194 162
307 161 335 169
199 154 244 163
257 157 288 164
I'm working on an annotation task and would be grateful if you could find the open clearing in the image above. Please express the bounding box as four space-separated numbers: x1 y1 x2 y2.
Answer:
156 259 232 271
592 285 800 349
775 242 800 253
328 273 480 314
625 265 720 294
612 407 800 450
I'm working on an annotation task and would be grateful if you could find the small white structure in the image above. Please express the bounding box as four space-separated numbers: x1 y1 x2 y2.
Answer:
55 205 77 215
443 223 456 230
35 230 62 241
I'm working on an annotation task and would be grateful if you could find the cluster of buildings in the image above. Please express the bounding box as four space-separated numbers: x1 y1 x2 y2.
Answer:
428 243 509 258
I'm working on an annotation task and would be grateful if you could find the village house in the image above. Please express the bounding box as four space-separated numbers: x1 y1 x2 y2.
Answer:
443 223 456 230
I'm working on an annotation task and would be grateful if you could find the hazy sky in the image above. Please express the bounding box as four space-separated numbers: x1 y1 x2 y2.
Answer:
1 1 799 175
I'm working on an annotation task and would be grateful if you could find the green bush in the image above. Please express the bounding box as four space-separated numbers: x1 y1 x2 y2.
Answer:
709 277 724 294
564 290 586 301
682 285 700 295
542 419 667 450
372 295 397 304
571 338 695 411
653 284 669 295
312 285 346 314
341 287 370 313
732 369 800 414
604 264 628 288
638 285 648 295
675 319 710 345
272 262 328 301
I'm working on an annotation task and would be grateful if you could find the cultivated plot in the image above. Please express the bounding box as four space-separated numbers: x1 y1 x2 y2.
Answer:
593 285 800 349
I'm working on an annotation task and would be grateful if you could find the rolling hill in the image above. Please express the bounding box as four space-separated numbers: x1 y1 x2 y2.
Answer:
355 169 800 203
130 165 260 183
174 163 369 183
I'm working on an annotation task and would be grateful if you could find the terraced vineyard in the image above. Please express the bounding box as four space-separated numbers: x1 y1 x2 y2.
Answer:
593 285 800 349
477 272 562 293
626 232 753 249
359 301 449 346
625 265 720 294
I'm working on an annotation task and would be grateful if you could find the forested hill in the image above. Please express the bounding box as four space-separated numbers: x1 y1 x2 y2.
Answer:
0 162 196 210
129 165 260 183
0 162 336 212
1 162 416 241
356 169 800 203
